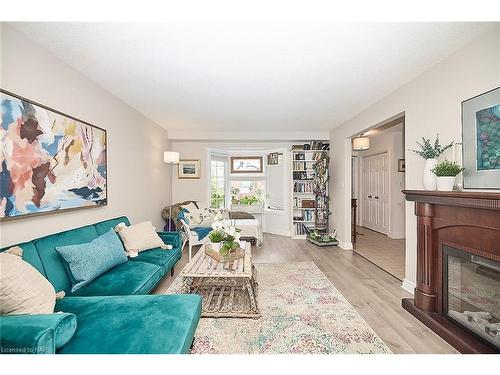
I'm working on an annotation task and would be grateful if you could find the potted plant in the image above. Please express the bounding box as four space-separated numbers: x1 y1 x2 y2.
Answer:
411 134 453 190
431 160 464 191
208 220 242 258
207 228 225 251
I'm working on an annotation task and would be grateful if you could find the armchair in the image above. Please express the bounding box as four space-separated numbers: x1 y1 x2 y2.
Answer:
179 218 209 261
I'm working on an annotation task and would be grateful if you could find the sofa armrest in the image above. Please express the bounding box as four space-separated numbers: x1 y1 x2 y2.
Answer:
0 313 77 354
157 231 182 249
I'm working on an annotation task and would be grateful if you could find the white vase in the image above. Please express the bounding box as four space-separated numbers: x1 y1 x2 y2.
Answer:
423 158 438 190
436 176 456 191
210 242 222 251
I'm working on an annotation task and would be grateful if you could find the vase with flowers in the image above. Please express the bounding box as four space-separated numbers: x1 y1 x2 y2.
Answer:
207 220 243 261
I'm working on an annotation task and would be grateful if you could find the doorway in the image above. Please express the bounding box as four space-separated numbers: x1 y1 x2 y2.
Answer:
351 116 406 280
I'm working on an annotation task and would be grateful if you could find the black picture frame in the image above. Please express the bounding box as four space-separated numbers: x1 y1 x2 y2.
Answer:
398 159 406 172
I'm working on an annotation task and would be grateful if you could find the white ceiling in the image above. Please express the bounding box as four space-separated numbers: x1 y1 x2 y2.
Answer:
12 22 493 132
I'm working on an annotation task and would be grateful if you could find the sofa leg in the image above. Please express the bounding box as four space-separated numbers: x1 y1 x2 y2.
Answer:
190 337 195 350
170 267 175 277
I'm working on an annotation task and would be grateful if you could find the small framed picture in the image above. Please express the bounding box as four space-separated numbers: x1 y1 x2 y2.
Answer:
178 159 201 179
398 159 406 172
267 152 281 165
231 156 263 173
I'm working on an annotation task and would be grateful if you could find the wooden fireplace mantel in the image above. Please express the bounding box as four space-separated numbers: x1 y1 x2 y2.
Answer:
403 190 500 354
403 190 500 210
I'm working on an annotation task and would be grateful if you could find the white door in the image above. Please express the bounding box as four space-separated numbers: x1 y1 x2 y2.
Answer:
361 153 389 234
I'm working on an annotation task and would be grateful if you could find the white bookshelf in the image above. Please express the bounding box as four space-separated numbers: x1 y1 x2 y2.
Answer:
290 148 329 239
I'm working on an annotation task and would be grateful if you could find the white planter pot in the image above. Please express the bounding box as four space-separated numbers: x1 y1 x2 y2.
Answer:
210 242 222 251
436 176 456 191
423 158 438 190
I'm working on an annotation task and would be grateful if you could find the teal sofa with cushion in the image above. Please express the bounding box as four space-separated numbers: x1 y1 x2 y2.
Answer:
0 216 201 354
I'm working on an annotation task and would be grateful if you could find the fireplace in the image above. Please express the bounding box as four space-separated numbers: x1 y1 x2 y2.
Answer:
403 190 500 353
443 246 500 350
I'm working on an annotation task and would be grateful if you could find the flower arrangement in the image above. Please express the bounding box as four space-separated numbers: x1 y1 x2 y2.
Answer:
431 160 465 177
411 134 453 159
209 220 241 256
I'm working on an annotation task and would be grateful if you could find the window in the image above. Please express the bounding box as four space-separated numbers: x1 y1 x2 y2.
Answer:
210 156 227 208
230 180 265 205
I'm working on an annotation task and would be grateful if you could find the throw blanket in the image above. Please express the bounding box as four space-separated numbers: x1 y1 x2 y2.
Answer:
192 227 211 240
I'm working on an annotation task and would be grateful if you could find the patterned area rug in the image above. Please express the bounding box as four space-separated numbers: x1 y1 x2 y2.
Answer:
166 261 391 354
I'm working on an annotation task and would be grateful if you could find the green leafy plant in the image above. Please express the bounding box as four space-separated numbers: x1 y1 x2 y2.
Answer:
208 229 225 243
431 160 464 177
411 134 453 159
220 240 239 256
210 221 242 255
210 183 225 208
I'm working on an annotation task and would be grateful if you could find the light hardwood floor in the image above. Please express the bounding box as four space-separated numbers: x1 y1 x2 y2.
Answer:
153 233 457 354
353 226 405 280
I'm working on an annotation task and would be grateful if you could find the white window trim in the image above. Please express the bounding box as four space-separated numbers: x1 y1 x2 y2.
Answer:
207 149 230 208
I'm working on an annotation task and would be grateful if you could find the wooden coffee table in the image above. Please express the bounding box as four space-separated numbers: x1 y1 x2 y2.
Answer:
181 241 260 318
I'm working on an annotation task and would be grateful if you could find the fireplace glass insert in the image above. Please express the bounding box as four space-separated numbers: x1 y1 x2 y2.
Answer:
443 245 500 350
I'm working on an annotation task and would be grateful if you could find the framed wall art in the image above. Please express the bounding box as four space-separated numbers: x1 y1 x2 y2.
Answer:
0 89 107 220
398 159 406 172
230 156 263 173
462 87 500 189
267 152 282 166
178 159 201 179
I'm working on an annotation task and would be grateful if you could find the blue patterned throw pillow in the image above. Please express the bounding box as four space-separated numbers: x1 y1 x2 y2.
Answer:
55 229 127 292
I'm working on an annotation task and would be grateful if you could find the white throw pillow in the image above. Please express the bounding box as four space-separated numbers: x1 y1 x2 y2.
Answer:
185 208 214 228
0 250 56 315
115 221 172 257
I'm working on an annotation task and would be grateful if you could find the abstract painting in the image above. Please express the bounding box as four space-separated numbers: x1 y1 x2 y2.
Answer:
462 87 500 189
476 105 500 170
1 90 107 219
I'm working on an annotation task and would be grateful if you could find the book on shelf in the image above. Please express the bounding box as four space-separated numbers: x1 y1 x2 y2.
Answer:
293 181 313 193
292 209 314 222
291 141 330 152
292 171 315 180
293 222 314 236
292 161 311 170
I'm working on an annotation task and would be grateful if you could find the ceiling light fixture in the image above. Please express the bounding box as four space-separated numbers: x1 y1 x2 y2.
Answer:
352 137 370 151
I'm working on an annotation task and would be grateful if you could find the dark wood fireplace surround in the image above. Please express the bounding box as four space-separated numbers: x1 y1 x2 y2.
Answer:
403 190 500 354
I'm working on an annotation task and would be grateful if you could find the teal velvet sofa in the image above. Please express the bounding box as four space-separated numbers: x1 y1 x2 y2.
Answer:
0 216 202 354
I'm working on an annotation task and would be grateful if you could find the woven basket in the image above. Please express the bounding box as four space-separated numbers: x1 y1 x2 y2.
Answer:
205 244 245 263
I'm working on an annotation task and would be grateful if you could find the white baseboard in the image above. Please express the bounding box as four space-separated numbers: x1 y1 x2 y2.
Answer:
338 241 353 250
401 279 415 295
388 231 405 239
263 229 290 237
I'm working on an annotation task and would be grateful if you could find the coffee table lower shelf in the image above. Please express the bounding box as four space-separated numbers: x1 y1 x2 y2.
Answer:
183 275 260 318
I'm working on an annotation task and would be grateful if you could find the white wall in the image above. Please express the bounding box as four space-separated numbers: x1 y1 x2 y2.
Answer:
170 141 298 236
329 26 500 290
354 123 405 238
0 25 170 247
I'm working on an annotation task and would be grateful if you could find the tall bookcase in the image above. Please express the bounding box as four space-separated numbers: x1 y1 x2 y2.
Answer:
290 143 330 239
